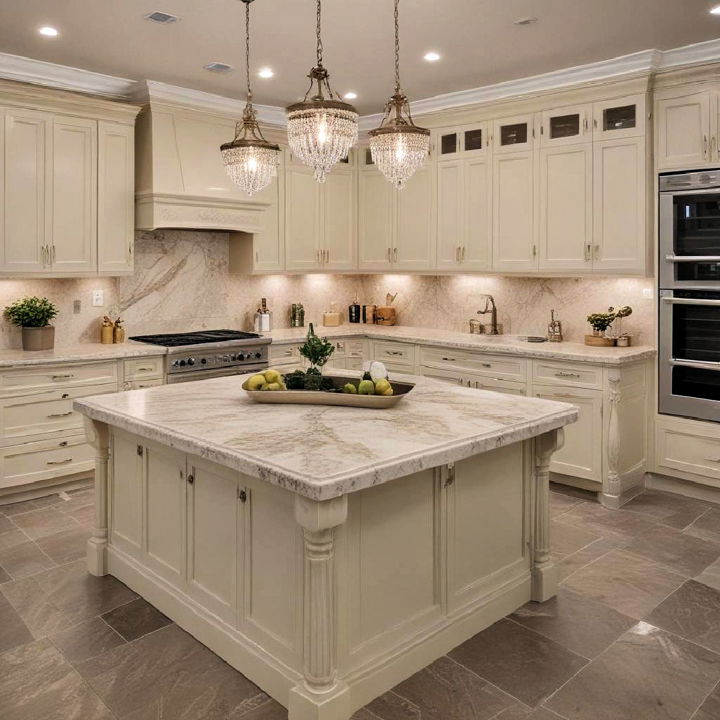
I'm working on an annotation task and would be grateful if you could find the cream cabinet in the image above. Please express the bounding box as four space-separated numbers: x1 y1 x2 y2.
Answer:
539 104 592 147
655 89 716 170
358 166 394 271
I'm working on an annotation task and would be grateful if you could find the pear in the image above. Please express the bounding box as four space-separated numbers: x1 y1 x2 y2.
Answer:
374 379 393 396
263 382 282 391
358 379 375 395
343 383 358 394
243 374 267 391
264 369 281 384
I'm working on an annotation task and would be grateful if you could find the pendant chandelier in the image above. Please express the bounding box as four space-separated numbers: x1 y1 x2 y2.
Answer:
285 0 358 183
369 0 430 189
220 0 280 197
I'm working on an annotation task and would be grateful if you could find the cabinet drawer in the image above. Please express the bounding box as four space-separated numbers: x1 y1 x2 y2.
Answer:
0 435 94 490
421 347 527 382
0 361 118 397
1 382 117 443
270 344 301 362
371 341 416 368
123 356 164 381
532 360 602 389
462 375 527 396
656 422 720 483
345 357 364 371
123 378 164 391
345 340 365 357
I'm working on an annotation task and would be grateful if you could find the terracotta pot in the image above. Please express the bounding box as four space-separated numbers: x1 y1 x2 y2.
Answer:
22 325 55 351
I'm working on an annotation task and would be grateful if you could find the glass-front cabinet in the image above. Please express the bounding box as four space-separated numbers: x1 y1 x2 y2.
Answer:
492 114 535 153
593 94 646 140
540 104 591 147
435 122 489 158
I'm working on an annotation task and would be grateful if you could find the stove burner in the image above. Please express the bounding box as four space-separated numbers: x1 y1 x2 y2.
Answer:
129 330 262 347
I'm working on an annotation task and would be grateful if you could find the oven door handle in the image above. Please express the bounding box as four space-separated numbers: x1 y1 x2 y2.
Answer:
664 254 720 263
661 297 720 307
669 358 720 372
662 187 720 196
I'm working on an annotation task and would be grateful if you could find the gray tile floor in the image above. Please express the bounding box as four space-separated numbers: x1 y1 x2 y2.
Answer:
2 484 720 719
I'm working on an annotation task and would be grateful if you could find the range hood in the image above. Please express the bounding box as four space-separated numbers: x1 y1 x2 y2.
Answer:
134 89 282 233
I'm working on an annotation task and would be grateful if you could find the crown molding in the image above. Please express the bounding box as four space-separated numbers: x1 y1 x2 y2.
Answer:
0 52 135 98
657 37 720 70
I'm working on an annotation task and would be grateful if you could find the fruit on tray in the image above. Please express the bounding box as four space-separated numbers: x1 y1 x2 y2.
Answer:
358 379 375 395
242 368 286 391
343 383 358 394
374 379 393 396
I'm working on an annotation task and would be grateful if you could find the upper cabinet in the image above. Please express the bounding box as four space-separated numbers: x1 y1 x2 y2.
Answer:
493 114 536 154
540 104 591 147
0 83 138 277
655 89 716 170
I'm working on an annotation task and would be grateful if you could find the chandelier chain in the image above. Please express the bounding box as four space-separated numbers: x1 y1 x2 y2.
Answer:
394 0 400 92
316 0 324 66
245 0 252 101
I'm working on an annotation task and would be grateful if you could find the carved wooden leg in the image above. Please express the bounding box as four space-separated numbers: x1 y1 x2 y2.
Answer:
532 429 563 602
601 371 623 509
289 494 351 720
83 416 110 576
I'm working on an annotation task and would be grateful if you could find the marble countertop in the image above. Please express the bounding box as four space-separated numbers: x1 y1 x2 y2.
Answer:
267 325 656 366
0 342 166 368
75 372 578 501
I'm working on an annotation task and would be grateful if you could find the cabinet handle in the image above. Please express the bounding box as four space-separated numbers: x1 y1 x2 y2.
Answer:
187 474 194 484
136 367 154 372
52 244 56 263
584 243 592 262
461 246 466 261
554 393 580 400
712 136 718 160
41 245 46 266
255 250 259 263
239 488 248 503
583 117 588 132
441 357 456 361
51 374 74 380
59 441 68 447
704 135 708 159
532 244 537 258
387 247 392 262
555 371 581 378
137 445 143 456
393 247 398 262
593 118 598 128
594 244 601 260
129 241 133 257
455 245 460 262
481 362 492 368
47 458 73 465
47 411 73 418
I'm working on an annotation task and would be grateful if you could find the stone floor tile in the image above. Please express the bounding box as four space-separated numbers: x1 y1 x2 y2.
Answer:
76 624 266 719
646 580 720 654
693 681 720 720
548 483 596 502
0 590 33 654
551 521 601 558
0 564 10 583
556 538 618 583
554 502 658 542
390 655 516 719
447 618 587 707
624 524 720 577
0 498 44 516
66 503 95 527
0 529 29 551
561 549 685 618
56 490 95 516
550 493 583 518
51 616 126 665
510 587 636 658
696 557 720 593
0 540 55 579
365 691 421 720
1 576 74 638
229 698 289 719
11 507 81 541
0 637 114 720
36 526 92 565
0 514 15 533
101 597 172 641
30 494 65 510
495 707 567 720
32 560 138 623
620 490 710 530
685 507 720 545
545 622 720 720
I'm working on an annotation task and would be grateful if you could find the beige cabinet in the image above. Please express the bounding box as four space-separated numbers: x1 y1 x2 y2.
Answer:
540 104 591 147
538 143 592 272
358 167 394 271
492 150 536 272
493 114 536 154
592 95 646 141
592 136 646 273
322 163 357 271
655 90 716 170
285 163 321 271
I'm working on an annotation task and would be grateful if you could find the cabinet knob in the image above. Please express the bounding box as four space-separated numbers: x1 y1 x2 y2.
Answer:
239 489 247 503
187 474 194 484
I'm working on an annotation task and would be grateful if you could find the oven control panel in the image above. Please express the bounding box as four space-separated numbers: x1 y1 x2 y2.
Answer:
167 345 269 374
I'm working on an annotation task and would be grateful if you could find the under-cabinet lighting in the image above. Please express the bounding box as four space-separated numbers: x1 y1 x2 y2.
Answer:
38 26 59 37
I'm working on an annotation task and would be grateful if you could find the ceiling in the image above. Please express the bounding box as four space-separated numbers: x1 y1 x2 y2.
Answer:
1 0 719 114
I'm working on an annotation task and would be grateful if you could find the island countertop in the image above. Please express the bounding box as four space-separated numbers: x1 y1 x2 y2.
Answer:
75 372 578 500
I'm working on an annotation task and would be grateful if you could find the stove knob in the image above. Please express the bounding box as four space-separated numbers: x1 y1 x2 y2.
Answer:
201 358 207 365
230 354 237 361
254 352 262 359
187 357 196 366
179 360 186 367
237 353 245 361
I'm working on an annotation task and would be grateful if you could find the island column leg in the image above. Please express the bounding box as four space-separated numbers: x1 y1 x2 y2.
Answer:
289 494 350 720
83 417 110 577
531 428 563 602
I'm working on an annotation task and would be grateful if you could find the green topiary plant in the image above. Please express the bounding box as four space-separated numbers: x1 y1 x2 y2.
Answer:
4 296 58 328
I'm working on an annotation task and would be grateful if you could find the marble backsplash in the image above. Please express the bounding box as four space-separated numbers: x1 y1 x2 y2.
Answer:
0 230 656 348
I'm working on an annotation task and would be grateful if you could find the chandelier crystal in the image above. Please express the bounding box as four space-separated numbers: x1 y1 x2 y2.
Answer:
286 0 358 183
220 0 279 197
369 0 430 189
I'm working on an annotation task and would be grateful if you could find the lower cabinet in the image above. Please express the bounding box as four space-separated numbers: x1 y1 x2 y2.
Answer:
654 415 720 486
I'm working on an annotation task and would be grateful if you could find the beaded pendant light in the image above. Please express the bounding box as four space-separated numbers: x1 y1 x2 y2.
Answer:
369 0 430 189
285 0 358 183
220 0 280 197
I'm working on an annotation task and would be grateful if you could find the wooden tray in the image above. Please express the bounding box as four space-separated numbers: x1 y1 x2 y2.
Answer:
243 375 415 409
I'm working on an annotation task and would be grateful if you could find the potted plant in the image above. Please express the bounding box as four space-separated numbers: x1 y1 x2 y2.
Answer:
611 305 633 346
298 323 335 373
586 309 617 347
4 296 58 351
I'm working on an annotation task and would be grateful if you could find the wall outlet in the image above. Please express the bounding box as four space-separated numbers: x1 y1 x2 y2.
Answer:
642 287 654 299
92 289 104 307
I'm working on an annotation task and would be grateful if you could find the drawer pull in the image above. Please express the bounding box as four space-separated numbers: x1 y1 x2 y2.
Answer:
387 350 404 356
61 393 69 399
555 371 581 378
554 393 580 399
441 357 456 362
47 411 73 418
136 367 155 372
59 441 68 447
51 374 74 380
47 458 73 465
481 363 492 368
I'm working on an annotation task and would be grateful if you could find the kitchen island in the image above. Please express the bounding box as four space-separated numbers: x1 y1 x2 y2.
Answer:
75 373 577 720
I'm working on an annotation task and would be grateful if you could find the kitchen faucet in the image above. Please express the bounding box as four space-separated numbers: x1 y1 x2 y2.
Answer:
477 295 500 335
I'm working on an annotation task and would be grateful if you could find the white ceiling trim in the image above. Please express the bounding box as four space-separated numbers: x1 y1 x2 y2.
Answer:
1 37 720 128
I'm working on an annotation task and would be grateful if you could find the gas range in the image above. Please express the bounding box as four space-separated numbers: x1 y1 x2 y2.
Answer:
129 329 271 383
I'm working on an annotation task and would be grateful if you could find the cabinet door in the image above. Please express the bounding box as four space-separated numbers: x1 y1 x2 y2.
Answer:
540 104 591 147
531 385 603 483
253 174 283 273
593 136 646 274
395 164 434 270
436 160 463 269
358 169 394 270
462 156 491 270
492 151 536 272
285 164 321 271
323 167 356 270
593 95 646 141
51 117 97 272
493 114 535 154
656 91 712 170
435 128 461 158
98 121 134 273
2 109 51 272
538 143 592 272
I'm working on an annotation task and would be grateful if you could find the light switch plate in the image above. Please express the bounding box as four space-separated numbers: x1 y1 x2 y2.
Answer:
92 289 104 307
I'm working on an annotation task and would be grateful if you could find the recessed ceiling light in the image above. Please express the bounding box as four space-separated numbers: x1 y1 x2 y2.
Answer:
38 26 59 37
145 11 179 24
204 62 234 73
258 67 274 78
343 91 358 100
513 16 538 25
423 51 441 62
711 4 720 14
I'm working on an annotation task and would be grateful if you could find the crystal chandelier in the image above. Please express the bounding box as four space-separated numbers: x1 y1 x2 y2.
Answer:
285 0 358 183
369 0 430 189
220 0 280 197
